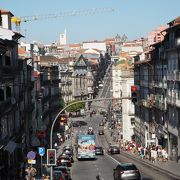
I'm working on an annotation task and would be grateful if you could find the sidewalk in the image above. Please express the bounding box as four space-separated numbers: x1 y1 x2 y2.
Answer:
104 126 180 180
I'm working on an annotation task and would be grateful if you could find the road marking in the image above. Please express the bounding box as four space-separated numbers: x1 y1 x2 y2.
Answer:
106 153 121 164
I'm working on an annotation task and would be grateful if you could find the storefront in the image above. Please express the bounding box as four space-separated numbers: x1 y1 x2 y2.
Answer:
168 133 178 161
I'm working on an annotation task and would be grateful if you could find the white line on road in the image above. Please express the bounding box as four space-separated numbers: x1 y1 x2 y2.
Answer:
106 153 121 164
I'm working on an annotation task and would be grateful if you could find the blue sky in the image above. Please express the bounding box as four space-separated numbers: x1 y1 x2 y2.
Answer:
1 0 180 44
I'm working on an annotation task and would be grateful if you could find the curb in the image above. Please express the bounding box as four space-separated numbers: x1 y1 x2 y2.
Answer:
121 151 180 180
104 129 180 180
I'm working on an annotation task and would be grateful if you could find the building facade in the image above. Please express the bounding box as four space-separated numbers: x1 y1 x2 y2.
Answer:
134 17 180 161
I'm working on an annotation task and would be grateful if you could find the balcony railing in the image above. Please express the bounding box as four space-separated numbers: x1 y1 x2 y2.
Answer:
153 100 167 111
167 72 180 81
0 99 12 113
167 94 180 107
164 38 180 50
120 71 134 78
0 66 18 76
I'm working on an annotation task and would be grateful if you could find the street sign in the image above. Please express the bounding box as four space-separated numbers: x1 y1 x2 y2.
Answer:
28 159 36 164
27 151 36 160
147 139 156 143
38 147 45 156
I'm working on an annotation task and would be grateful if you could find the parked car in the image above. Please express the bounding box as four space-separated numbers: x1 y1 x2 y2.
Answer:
57 155 72 167
113 163 141 180
95 146 104 155
53 166 71 180
108 145 120 154
62 151 74 163
98 129 104 135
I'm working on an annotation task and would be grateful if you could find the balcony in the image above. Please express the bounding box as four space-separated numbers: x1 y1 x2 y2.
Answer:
28 81 34 91
42 109 50 121
88 82 94 86
51 94 59 101
167 93 180 107
0 99 13 114
52 79 61 85
24 103 34 112
154 100 167 111
149 81 155 89
167 95 176 105
120 70 134 78
41 95 50 103
0 65 18 77
167 72 180 81
140 80 148 87
164 38 180 50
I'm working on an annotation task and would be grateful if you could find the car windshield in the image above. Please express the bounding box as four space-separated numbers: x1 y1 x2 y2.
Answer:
96 147 102 149
121 164 137 171
111 146 118 149
54 167 68 173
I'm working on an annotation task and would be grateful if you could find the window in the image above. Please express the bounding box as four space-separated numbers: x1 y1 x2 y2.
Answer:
6 86 11 98
5 56 11 66
0 88 4 101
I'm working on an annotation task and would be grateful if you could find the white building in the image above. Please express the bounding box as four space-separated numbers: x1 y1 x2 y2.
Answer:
82 42 106 54
60 29 67 45
112 61 135 142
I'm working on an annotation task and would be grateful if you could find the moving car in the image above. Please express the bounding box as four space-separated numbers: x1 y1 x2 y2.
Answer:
95 146 104 155
99 122 104 126
113 163 141 180
87 127 94 135
108 145 120 154
98 129 104 135
54 166 71 180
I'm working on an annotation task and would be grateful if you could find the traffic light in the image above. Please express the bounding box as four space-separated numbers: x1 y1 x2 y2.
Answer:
131 85 137 103
60 114 67 125
47 149 56 166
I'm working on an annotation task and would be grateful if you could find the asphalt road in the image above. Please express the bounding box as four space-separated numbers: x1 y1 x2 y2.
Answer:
71 114 175 180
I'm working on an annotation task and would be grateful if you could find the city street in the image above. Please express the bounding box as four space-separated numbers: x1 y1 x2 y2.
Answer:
70 114 177 180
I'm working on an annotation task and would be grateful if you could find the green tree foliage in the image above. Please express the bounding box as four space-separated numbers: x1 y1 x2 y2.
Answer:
66 100 85 112
59 98 65 109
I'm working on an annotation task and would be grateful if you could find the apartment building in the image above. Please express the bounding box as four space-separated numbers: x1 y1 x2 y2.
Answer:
112 60 134 142
134 17 180 161
148 25 168 46
0 9 35 178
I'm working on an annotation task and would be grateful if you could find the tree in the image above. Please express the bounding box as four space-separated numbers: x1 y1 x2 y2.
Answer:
66 100 85 113
59 98 65 110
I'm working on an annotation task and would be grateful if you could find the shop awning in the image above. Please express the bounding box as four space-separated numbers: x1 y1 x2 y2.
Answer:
4 140 17 154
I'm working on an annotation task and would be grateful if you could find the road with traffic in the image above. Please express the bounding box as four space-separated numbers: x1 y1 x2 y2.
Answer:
70 113 176 180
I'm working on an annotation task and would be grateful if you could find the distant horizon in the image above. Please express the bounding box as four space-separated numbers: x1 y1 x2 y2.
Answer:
1 0 179 44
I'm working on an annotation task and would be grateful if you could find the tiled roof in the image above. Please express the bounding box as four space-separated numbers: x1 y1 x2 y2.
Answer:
134 59 151 66
69 43 81 47
38 56 75 64
0 9 14 16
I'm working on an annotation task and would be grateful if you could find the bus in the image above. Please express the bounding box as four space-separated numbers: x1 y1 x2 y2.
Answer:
76 134 96 160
